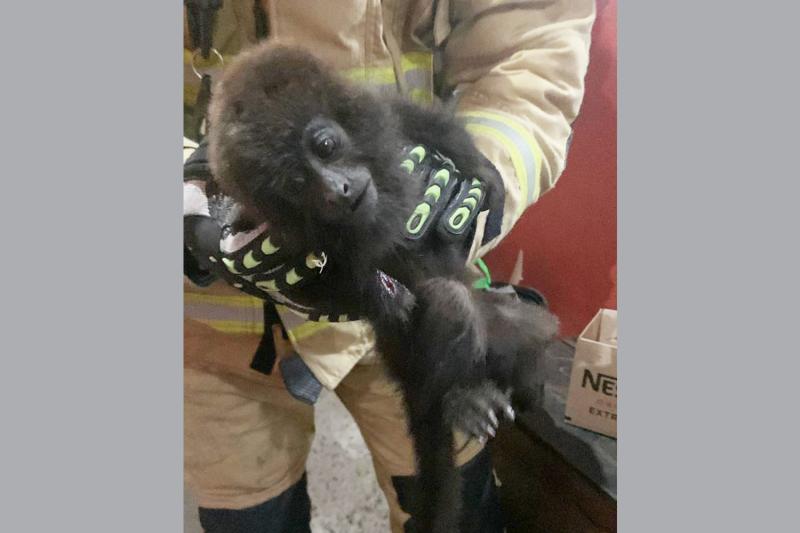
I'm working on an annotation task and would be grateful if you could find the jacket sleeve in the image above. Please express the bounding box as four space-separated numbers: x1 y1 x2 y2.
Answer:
436 0 595 260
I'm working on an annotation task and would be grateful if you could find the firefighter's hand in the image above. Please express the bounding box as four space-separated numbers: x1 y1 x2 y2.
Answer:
399 144 501 245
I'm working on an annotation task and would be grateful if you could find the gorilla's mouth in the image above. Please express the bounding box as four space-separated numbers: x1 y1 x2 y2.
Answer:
350 181 377 215
350 184 369 211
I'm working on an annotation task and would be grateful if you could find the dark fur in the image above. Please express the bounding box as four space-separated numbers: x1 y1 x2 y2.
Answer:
208 43 558 532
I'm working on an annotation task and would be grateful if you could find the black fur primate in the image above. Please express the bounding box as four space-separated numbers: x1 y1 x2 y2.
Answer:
207 43 559 532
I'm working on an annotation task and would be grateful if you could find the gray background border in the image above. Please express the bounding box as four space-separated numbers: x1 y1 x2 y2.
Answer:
1 1 799 531
620 1 799 531
0 2 183 532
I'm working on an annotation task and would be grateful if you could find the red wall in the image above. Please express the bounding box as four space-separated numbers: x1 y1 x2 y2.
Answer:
484 0 617 336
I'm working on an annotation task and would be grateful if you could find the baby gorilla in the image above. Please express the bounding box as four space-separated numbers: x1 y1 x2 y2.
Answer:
207 43 558 532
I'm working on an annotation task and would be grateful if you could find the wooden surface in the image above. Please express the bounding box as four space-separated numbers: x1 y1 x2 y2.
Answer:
490 424 617 533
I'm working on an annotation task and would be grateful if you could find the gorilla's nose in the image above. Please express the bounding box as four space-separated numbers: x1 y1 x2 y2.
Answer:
321 167 370 210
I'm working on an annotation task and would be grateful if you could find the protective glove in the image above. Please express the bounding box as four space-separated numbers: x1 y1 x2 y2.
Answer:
399 144 503 247
184 138 329 299
183 138 220 287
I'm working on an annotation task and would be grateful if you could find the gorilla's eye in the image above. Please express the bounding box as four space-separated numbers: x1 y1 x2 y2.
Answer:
312 135 338 160
304 119 347 161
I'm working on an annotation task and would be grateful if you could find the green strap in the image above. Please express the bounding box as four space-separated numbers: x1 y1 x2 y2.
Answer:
473 258 492 290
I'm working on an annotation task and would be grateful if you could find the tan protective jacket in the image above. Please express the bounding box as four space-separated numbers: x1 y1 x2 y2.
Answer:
184 0 595 389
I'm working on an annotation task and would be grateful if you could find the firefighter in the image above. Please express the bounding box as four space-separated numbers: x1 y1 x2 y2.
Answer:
183 1 595 531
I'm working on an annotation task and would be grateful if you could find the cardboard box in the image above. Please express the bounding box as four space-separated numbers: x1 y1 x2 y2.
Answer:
564 309 617 438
